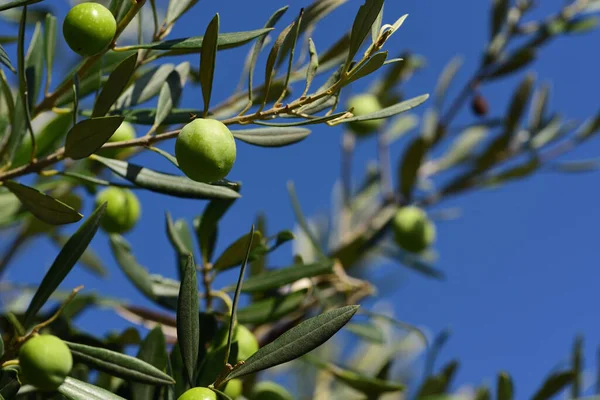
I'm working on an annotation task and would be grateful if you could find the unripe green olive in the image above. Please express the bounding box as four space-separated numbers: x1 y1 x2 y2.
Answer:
63 3 116 57
392 206 436 253
213 323 259 363
249 381 293 400
175 119 236 183
223 378 243 399
346 94 385 136
177 387 217 400
95 187 141 234
19 335 73 392
96 121 136 159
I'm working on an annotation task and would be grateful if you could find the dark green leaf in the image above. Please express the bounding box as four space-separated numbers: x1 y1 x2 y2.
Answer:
116 64 175 109
261 20 296 110
66 341 175 385
65 116 125 160
345 322 385 344
237 290 307 325
58 376 126 400
346 51 388 85
118 28 273 51
165 0 199 26
497 371 513 400
177 255 200 386
200 14 219 115
50 233 108 278
231 127 311 147
92 155 241 199
196 342 238 387
92 53 138 117
170 343 188 397
238 260 333 293
4 180 82 225
154 68 184 128
417 360 459 397
487 48 536 80
575 114 600 143
109 234 156 301
213 231 263 271
346 0 385 70
165 213 194 275
0 0 44 12
0 334 4 358
531 371 574 400
132 327 168 400
314 360 404 394
254 111 347 127
398 137 428 202
226 305 359 381
339 94 429 125
491 0 509 38
572 336 583 398
23 203 106 326
505 73 535 134
302 38 319 97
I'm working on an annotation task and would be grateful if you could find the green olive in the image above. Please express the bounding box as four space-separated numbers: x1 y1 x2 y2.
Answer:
63 2 116 57
222 378 243 399
213 323 259 363
346 94 385 136
96 121 136 159
95 187 141 234
249 381 293 400
177 387 217 400
392 206 436 253
19 335 73 392
175 119 236 183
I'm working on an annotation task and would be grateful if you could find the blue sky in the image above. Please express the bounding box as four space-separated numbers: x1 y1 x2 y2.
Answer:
2 0 600 397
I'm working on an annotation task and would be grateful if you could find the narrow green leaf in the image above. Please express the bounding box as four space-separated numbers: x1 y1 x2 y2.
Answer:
255 111 347 127
260 21 295 110
43 14 56 93
213 231 263 271
245 6 288 106
166 213 194 276
197 342 239 387
22 203 106 326
491 0 509 38
0 0 44 12
0 334 4 358
65 341 175 385
436 126 487 171
177 255 200 386
497 371 513 400
505 73 535 134
50 233 108 278
371 3 384 42
92 53 138 117
275 9 304 104
239 260 333 293
314 360 404 394
116 64 175 109
572 336 583 398
119 29 273 51
345 0 384 71
338 94 429 125
237 290 307 325
398 137 428 202
346 51 388 85
0 44 15 73
200 14 219 115
487 48 536 80
434 56 463 109
553 159 600 174
65 116 125 160
25 20 43 108
109 234 155 301
531 371 574 400
529 84 550 131
231 127 311 148
132 327 168 400
72 73 79 126
575 114 600 143
4 180 83 225
226 305 359 381
170 343 189 397
92 155 241 200
154 68 184 128
58 376 126 400
302 38 319 97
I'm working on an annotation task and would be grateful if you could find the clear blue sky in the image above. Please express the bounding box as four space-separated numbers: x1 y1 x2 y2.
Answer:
2 0 600 397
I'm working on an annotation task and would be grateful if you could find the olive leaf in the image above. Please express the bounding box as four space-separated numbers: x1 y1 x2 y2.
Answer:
65 116 125 160
194 198 236 264
338 94 430 125
58 376 126 400
497 371 514 400
65 341 175 385
109 234 156 303
0 44 15 73
23 203 106 327
398 136 429 202
213 230 263 271
92 53 138 117
231 127 311 147
200 14 219 115
226 305 359 381
3 180 83 225
43 13 56 92
531 371 574 400
92 156 241 200
345 0 385 70
177 255 200 386
237 290 307 325
25 20 43 109
237 260 333 293
132 327 168 400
